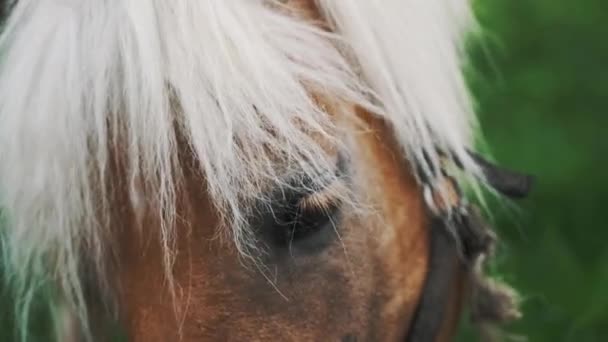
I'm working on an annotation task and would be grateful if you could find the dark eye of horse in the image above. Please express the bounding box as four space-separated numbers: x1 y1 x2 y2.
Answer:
271 194 342 251
255 156 348 254
253 181 344 254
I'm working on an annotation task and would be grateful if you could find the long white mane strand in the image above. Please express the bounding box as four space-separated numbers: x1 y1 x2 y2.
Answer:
318 0 480 176
0 0 481 339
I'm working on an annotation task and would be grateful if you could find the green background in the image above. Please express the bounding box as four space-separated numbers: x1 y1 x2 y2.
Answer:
2 0 607 341
459 0 607 340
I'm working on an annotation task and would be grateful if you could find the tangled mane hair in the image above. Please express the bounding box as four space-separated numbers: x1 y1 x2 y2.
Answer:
0 0 488 339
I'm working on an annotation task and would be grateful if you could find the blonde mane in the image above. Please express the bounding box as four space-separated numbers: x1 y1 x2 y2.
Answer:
0 0 482 339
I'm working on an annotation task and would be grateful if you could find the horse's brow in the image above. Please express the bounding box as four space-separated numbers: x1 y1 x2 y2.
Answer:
272 154 348 204
310 152 349 190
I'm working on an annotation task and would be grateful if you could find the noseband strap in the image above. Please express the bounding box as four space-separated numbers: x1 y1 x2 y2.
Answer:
406 154 533 342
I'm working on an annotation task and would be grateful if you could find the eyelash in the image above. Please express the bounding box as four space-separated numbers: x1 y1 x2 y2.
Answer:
286 198 340 240
268 191 342 249
255 154 349 252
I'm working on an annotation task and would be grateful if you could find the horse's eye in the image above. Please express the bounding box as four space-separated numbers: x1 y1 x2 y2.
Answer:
256 156 348 253
264 189 343 254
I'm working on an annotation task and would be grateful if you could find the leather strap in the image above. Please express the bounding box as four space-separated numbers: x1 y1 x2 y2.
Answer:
406 153 532 341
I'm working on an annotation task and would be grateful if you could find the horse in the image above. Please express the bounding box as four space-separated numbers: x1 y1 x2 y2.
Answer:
0 1 533 341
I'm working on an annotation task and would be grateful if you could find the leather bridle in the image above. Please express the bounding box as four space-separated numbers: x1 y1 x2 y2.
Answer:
406 152 534 341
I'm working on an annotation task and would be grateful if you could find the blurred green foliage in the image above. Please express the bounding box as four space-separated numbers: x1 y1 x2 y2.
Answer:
2 0 606 341
459 0 608 341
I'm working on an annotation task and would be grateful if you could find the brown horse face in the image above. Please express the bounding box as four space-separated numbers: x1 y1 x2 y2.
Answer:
112 106 462 342
106 2 464 341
